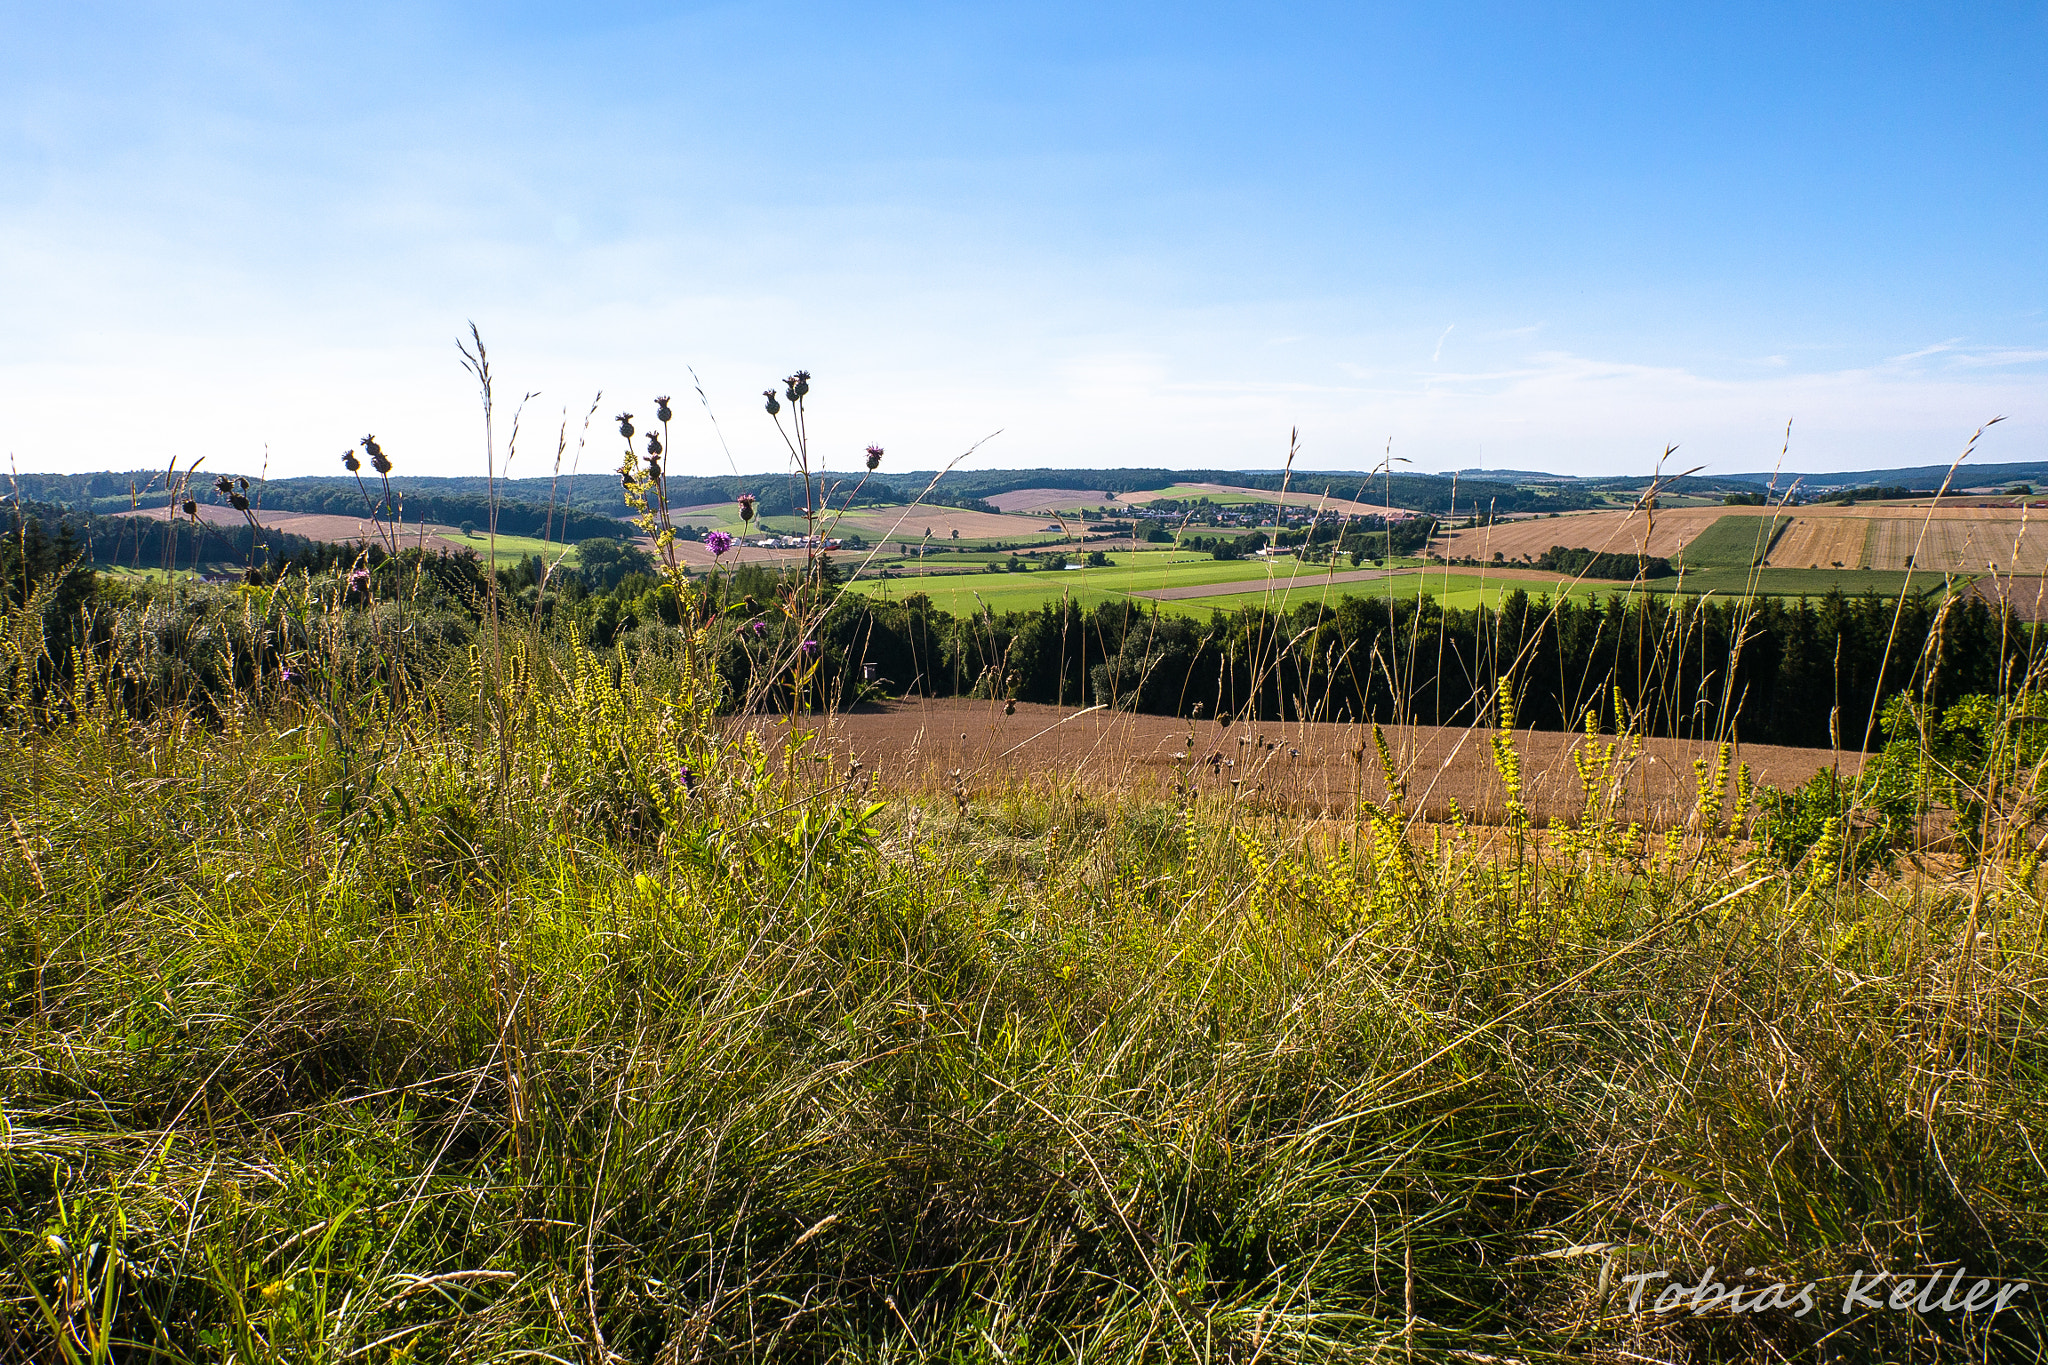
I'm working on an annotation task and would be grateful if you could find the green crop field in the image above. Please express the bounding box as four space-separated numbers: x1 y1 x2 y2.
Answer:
1675 514 1792 568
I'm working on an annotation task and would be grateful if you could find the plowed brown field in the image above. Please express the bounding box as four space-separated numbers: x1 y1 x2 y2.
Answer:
984 488 1111 513
835 507 1072 541
756 699 1857 828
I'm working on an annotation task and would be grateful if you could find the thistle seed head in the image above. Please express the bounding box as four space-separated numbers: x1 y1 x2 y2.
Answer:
654 395 673 423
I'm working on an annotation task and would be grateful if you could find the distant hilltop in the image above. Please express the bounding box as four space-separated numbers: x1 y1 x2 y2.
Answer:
1722 460 2048 492
1442 467 1575 482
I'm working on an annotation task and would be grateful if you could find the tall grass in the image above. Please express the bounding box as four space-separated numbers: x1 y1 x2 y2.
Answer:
3 369 2047 1363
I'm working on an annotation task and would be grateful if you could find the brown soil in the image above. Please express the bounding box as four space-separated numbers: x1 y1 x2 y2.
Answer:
751 699 1857 827
114 504 475 553
834 507 1074 542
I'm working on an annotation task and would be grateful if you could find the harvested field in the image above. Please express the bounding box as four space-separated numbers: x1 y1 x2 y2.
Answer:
1435 506 1729 562
1120 481 1405 518
115 503 473 552
1866 515 2048 573
763 698 1857 827
983 488 1109 512
1764 515 1870 569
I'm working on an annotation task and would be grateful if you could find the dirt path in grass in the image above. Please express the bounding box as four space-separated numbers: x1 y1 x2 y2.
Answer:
749 699 1857 827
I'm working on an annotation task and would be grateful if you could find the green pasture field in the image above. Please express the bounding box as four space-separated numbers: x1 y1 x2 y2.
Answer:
1183 571 1593 615
1185 563 1951 616
452 531 584 567
842 550 1336 615
1648 565 1935 599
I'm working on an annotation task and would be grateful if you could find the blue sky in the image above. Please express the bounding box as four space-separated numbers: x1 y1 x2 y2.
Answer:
3 2 2044 480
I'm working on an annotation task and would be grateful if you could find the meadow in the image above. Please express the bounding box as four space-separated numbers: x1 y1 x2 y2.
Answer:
842 552 1323 615
5 377 2047 1363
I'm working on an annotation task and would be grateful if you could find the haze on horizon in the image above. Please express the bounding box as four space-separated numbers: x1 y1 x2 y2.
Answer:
3 2 2043 484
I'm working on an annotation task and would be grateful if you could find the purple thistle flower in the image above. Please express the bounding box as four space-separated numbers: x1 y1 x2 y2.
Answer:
705 530 734 556
680 765 696 792
799 638 820 658
280 664 298 684
750 619 766 637
349 567 370 591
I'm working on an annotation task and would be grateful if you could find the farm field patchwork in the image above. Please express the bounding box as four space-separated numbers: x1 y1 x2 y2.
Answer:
1438 501 2048 577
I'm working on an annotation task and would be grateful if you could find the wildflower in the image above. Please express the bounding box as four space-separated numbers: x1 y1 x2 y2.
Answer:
362 435 391 475
865 444 884 471
680 765 696 792
646 432 662 457
280 664 298 684
799 638 819 658
616 413 635 439
343 448 361 472
784 370 810 402
737 494 757 523
762 389 781 416
214 475 234 495
654 395 673 423
349 567 370 591
705 530 734 556
750 619 766 637
181 497 198 518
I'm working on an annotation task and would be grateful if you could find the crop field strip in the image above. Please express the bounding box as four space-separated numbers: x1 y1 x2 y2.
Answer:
1441 501 2048 578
